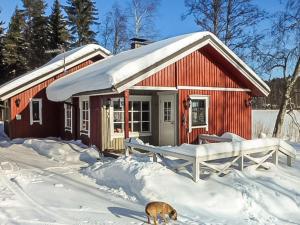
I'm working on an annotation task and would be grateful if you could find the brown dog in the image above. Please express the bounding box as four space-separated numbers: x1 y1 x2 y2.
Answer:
145 201 177 225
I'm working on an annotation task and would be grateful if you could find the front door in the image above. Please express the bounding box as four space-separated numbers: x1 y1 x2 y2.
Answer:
159 94 176 146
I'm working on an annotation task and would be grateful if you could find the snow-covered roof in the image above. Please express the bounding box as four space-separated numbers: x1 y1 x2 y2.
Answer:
0 44 111 101
46 32 270 102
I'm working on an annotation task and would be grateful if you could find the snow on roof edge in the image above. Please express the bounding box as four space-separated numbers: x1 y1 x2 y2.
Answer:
47 32 270 102
0 44 110 100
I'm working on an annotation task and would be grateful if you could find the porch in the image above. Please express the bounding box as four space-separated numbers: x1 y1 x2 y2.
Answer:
101 89 180 151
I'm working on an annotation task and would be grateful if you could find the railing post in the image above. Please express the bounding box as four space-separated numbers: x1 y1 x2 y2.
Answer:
192 159 200 182
272 147 278 166
124 90 129 139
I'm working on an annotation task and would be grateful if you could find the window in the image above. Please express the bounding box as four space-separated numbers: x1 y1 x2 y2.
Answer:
80 97 89 135
64 101 72 132
112 98 124 134
163 101 172 122
189 96 209 131
30 99 42 125
111 96 151 137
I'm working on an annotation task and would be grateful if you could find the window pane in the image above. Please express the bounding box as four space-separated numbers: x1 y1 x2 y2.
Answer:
142 112 150 121
164 101 171 122
114 123 123 133
114 112 123 122
142 101 149 111
113 99 123 111
132 101 140 111
191 99 206 126
142 122 150 132
133 122 141 132
32 101 40 121
133 112 140 121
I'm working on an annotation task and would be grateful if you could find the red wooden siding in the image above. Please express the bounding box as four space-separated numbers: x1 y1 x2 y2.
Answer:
178 90 252 144
90 96 102 148
135 49 247 89
135 64 176 86
177 50 245 88
8 59 98 139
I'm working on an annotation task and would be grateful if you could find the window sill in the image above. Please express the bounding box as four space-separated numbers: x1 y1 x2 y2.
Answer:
80 131 89 137
191 125 208 131
112 132 152 139
65 128 72 133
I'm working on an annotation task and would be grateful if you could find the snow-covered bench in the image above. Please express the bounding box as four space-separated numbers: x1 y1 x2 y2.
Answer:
124 138 296 182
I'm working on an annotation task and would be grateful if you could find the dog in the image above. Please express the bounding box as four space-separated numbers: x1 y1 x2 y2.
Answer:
145 201 177 225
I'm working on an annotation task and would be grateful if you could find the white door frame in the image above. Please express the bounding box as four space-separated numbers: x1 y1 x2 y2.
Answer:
158 92 177 146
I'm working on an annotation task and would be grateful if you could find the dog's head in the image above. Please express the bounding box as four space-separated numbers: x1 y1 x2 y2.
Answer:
169 209 177 220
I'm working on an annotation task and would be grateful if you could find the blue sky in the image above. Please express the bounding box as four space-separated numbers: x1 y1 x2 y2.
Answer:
0 0 284 40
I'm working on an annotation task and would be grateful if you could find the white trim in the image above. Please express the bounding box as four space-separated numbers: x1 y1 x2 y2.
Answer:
189 95 209 132
177 86 251 92
64 99 72 133
1 51 103 101
110 96 152 139
29 98 42 125
130 86 177 91
116 40 210 93
118 37 269 96
79 96 90 137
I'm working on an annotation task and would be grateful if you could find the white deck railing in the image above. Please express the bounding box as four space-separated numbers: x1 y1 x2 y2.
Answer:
124 138 296 182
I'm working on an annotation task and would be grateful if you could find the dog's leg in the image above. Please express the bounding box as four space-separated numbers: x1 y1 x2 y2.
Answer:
153 216 158 225
161 213 168 224
147 215 150 224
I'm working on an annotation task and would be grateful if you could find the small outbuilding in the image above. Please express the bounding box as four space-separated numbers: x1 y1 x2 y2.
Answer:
46 32 270 151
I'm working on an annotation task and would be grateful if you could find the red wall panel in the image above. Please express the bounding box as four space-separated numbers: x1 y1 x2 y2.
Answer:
8 59 97 139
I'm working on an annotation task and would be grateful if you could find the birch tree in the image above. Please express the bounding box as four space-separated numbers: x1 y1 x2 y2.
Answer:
256 0 299 137
127 0 160 39
101 3 128 54
183 0 266 60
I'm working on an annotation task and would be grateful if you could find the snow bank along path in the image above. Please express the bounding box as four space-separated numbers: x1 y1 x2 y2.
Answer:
0 138 149 225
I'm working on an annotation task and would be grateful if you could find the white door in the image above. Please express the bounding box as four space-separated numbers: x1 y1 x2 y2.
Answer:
159 94 176 146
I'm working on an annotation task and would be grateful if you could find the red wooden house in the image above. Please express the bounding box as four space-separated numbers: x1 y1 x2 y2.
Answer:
0 44 110 139
46 32 270 151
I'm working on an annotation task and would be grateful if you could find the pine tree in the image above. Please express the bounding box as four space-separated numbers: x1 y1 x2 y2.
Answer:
22 0 50 69
65 0 99 46
49 0 70 52
3 7 29 81
0 15 5 82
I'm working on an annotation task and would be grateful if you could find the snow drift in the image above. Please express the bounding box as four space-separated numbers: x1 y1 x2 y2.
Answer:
85 154 300 224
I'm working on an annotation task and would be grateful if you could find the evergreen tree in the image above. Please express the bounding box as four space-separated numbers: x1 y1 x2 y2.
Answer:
3 7 29 81
22 0 50 68
49 0 70 51
65 0 99 46
0 14 5 83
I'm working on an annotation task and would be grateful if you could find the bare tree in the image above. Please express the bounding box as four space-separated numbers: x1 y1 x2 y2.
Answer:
127 0 160 39
257 0 300 137
183 0 266 60
101 3 128 54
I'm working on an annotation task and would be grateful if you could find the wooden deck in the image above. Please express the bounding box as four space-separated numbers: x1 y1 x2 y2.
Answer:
124 138 296 182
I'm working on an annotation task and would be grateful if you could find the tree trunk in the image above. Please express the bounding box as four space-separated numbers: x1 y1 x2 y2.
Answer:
273 56 300 137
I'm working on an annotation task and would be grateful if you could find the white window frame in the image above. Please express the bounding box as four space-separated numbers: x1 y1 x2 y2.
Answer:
79 96 90 136
30 98 42 125
110 96 152 138
189 95 209 132
64 99 72 132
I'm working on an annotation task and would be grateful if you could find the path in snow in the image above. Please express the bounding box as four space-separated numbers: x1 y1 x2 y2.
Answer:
0 143 148 225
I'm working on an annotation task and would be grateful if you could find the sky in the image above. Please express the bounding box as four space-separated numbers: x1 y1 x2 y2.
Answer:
0 0 285 40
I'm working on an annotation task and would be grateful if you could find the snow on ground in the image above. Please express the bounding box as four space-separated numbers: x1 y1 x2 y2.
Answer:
85 152 300 225
253 110 300 141
1 120 300 224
